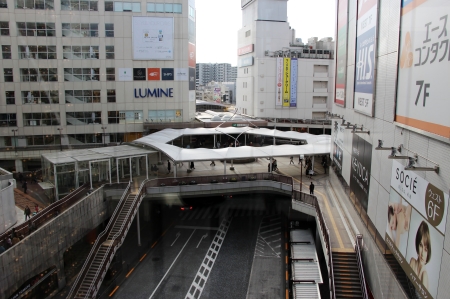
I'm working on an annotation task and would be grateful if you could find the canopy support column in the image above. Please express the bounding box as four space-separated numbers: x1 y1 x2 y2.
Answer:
270 157 273 173
312 156 315 171
137 157 140 176
89 162 92 189
108 159 111 184
121 159 124 179
146 155 149 179
224 160 227 176
116 158 119 183
174 162 177 178
158 151 162 165
136 204 141 246
75 161 79 189
230 160 234 171
245 134 246 146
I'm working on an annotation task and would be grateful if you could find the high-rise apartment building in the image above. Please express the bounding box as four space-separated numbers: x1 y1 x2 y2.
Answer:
196 63 237 86
0 0 196 172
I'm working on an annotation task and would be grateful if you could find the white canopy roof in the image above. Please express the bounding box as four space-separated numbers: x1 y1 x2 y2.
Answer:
134 127 331 162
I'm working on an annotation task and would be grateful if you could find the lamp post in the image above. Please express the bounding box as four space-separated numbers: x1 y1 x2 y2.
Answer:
11 128 18 154
57 128 63 151
101 126 107 147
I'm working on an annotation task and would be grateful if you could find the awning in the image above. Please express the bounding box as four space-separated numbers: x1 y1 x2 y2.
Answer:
38 182 55 190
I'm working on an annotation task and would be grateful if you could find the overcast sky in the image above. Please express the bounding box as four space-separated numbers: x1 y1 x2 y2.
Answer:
195 0 336 66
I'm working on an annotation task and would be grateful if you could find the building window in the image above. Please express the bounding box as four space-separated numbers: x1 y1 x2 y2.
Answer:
17 22 55 36
4 68 13 82
65 90 100 103
107 89 116 102
0 22 9 35
106 68 115 81
105 23 114 37
108 110 143 124
68 134 101 144
22 91 59 104
64 68 99 81
66 112 101 125
105 46 114 59
188 5 195 19
20 68 57 82
245 30 251 37
148 110 182 123
62 23 98 37
105 1 140 12
146 3 181 13
23 113 60 126
2 45 11 59
15 0 54 9
0 0 7 8
0 113 16 127
18 45 56 59
26 135 61 146
63 45 99 59
5 91 15 105
243 82 247 88
61 0 98 11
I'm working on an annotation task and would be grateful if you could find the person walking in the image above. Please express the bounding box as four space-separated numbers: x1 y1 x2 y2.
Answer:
34 204 39 214
190 161 195 170
290 156 294 165
24 205 31 220
22 180 27 194
167 160 171 174
309 182 315 195
210 161 215 166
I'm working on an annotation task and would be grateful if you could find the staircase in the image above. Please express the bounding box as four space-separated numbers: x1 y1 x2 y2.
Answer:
332 251 364 299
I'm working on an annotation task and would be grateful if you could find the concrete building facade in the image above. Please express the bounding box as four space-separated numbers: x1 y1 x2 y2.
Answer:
195 62 237 86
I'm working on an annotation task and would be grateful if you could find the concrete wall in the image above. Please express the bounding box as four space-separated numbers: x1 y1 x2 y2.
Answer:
0 168 17 235
0 187 108 299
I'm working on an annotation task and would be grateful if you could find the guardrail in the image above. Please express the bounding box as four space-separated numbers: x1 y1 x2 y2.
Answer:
67 181 131 299
355 234 369 299
292 190 336 299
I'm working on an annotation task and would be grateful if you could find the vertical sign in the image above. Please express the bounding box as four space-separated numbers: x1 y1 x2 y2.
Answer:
335 0 348 106
353 0 378 116
333 122 345 173
386 160 448 299
275 57 283 107
290 58 298 107
282 57 291 107
396 0 450 139
349 134 372 211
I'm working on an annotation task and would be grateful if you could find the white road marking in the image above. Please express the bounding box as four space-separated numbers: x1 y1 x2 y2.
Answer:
175 225 219 230
196 234 208 248
170 232 181 247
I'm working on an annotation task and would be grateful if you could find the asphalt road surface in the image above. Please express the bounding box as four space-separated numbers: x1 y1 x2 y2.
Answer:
113 194 289 299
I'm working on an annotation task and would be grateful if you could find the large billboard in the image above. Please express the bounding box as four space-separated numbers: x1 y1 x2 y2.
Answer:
353 0 378 116
132 16 174 60
275 57 283 107
335 0 348 107
290 58 298 107
282 57 291 107
396 0 450 139
386 160 449 299
349 134 372 211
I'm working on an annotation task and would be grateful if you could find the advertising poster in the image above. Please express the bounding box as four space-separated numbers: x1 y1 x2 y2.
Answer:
133 68 146 80
189 68 195 90
238 44 254 56
188 43 196 68
386 160 449 299
175 68 188 81
333 143 344 172
132 16 174 60
290 58 298 107
214 87 221 103
275 57 283 107
349 134 372 211
118 68 133 81
147 68 160 81
353 0 378 116
161 68 174 81
282 57 291 107
396 0 450 139
335 0 348 106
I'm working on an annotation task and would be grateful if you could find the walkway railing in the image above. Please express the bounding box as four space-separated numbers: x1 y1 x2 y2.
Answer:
67 181 131 299
292 190 336 299
355 234 369 299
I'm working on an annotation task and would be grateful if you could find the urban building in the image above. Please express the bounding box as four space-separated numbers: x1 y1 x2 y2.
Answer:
195 62 237 86
195 81 235 104
331 0 450 298
236 0 334 127
0 0 197 173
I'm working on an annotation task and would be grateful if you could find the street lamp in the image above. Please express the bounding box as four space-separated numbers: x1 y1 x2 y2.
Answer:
57 128 63 151
11 128 18 154
101 126 107 147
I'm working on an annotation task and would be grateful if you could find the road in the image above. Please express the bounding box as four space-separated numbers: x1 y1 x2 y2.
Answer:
112 194 289 299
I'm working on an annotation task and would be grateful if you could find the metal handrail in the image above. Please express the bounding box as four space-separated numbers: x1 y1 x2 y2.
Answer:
292 190 336 299
66 181 131 299
355 234 369 299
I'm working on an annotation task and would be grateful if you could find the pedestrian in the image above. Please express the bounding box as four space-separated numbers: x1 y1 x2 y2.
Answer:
290 156 294 165
216 141 220 148
0 245 5 254
22 181 27 194
6 237 12 248
190 161 195 169
34 204 39 214
273 159 278 171
323 160 328 174
310 182 315 195
298 156 302 165
210 161 215 166
268 163 271 173
24 205 31 220
167 160 171 174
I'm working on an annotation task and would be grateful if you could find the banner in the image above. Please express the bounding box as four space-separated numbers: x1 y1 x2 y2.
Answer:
118 68 133 81
275 57 283 107
353 0 378 116
333 143 343 172
386 160 449 299
238 44 254 56
132 17 174 60
335 0 348 106
174 68 188 81
349 134 372 211
188 43 196 68
282 57 291 107
396 0 450 139
189 67 195 90
290 58 298 107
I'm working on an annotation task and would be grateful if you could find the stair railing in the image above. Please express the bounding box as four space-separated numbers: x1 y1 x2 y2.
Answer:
66 181 131 299
355 234 369 299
